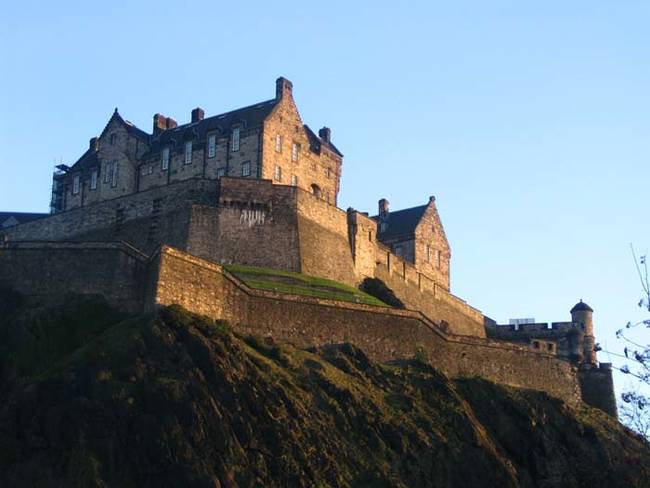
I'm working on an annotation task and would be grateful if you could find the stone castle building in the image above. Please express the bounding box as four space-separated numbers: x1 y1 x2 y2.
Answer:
0 78 617 417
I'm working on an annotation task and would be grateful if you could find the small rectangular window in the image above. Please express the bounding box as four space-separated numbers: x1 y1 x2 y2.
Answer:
291 174 297 186
162 147 170 170
275 134 282 152
291 143 299 162
436 249 441 269
231 127 240 152
111 161 119 187
425 244 431 263
90 169 98 190
325 167 331 179
208 134 216 158
104 161 113 183
241 161 251 177
184 141 193 164
110 133 117 145
217 168 226 179
274 165 282 181
72 174 80 195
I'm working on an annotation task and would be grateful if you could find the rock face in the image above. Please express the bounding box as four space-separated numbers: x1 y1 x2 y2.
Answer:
0 295 648 488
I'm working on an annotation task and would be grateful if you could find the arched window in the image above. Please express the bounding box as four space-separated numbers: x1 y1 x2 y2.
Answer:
311 184 321 197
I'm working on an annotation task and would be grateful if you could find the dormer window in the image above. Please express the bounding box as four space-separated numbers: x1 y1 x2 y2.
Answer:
291 143 299 162
231 127 240 152
184 141 193 164
90 169 98 190
162 147 170 170
208 134 217 158
275 134 282 152
72 174 80 195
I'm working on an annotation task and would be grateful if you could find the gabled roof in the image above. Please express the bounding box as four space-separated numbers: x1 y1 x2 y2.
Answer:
373 204 428 240
100 109 150 142
0 212 48 229
143 99 279 156
304 124 344 157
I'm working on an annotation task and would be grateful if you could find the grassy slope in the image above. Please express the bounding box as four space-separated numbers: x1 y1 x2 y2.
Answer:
224 264 387 307
0 295 648 487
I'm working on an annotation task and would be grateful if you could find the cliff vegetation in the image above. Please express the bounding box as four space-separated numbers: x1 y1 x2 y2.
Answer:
0 290 648 487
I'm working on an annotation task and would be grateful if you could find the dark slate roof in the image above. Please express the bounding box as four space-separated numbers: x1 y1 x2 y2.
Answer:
0 212 48 229
69 148 100 172
304 124 344 157
570 300 593 313
372 204 428 241
143 99 279 156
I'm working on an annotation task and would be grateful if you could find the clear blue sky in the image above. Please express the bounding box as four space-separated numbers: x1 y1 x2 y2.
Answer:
1 1 648 396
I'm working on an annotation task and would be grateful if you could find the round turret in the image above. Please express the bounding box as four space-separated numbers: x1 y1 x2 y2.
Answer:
570 300 596 364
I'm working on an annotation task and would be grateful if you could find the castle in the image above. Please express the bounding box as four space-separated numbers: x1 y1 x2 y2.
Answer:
0 78 617 417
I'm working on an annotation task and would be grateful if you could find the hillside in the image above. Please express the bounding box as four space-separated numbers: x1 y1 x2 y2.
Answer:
0 292 649 487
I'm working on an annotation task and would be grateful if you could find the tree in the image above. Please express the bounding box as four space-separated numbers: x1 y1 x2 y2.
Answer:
615 245 650 440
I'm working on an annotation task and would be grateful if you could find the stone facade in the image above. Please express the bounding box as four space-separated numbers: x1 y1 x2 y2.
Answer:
0 77 617 417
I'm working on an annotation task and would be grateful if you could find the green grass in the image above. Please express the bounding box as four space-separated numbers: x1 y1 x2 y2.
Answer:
223 264 388 307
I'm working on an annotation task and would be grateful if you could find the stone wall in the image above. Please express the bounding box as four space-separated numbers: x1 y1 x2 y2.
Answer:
579 365 618 418
0 241 148 313
152 246 583 409
1 178 218 245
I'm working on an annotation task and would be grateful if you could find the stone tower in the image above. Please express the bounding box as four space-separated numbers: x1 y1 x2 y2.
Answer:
571 300 596 364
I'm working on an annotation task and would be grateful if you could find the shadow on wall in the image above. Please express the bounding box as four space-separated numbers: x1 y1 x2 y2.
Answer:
359 278 405 309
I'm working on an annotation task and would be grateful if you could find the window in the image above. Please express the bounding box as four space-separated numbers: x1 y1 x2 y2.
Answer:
241 161 251 177
325 167 331 179
533 341 540 350
274 165 282 181
291 174 298 186
435 249 441 269
104 161 113 183
425 244 431 263
162 147 170 170
547 343 554 352
275 134 282 152
208 134 216 158
291 143 299 162
184 141 193 164
394 245 403 257
231 127 240 152
72 174 80 195
311 184 321 197
90 169 98 190
217 168 226 179
111 161 119 187
110 133 117 145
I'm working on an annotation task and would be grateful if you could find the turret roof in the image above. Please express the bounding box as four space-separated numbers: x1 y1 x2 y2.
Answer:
570 300 593 313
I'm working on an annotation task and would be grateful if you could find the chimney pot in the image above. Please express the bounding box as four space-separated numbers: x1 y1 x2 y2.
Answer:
429 195 436 202
166 117 177 130
89 137 99 151
191 107 205 123
275 77 293 99
153 113 168 134
318 127 331 143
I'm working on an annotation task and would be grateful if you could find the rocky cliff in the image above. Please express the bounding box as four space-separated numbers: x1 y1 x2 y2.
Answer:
0 292 648 487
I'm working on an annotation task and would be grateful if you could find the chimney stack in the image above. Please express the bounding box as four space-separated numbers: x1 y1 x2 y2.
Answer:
275 77 293 100
153 113 168 134
378 199 390 221
166 117 177 130
318 127 331 143
89 137 99 151
191 107 205 123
